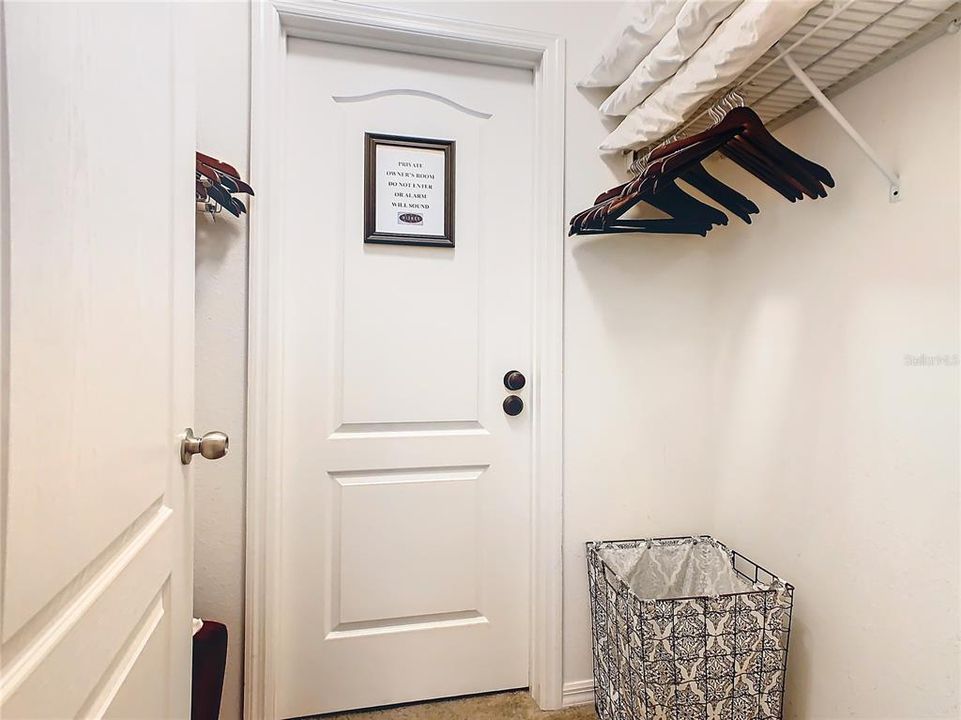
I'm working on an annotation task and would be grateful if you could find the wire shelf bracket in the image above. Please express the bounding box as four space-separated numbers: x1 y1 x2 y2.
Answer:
781 52 902 202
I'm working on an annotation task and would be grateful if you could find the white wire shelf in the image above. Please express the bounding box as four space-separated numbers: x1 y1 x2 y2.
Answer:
637 0 961 154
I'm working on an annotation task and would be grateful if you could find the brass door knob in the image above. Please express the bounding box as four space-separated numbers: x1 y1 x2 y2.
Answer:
181 428 229 465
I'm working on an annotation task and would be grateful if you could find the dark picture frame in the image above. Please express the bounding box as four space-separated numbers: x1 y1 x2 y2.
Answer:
364 133 455 247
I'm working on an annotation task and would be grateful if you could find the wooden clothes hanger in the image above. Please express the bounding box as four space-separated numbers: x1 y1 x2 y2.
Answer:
196 152 255 218
569 98 834 237
680 163 759 224
571 130 745 234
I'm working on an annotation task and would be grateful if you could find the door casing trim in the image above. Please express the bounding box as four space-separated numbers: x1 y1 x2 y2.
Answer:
245 2 566 717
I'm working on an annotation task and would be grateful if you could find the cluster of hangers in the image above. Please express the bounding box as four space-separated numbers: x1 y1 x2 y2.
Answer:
196 152 255 218
569 92 834 237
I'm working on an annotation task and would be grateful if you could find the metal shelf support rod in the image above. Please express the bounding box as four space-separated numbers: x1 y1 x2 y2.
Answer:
782 52 901 202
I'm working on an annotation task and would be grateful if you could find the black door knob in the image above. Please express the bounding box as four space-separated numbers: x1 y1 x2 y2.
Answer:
503 395 524 416
504 370 526 391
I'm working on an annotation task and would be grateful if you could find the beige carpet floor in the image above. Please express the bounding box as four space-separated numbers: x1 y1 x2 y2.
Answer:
318 691 596 719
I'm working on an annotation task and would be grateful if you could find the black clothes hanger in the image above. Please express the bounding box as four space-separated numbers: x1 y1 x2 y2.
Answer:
679 163 759 224
720 109 831 198
575 219 718 236
719 143 802 202
570 105 833 237
605 130 749 222
570 179 726 237
645 178 728 229
196 151 255 218
645 106 830 202
657 122 803 201
576 134 739 232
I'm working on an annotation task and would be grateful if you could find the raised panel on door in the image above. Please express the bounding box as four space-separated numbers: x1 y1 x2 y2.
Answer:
0 3 194 718
277 39 534 717
331 466 486 630
2 527 172 719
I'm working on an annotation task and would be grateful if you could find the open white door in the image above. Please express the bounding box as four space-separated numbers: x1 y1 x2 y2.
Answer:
0 3 196 718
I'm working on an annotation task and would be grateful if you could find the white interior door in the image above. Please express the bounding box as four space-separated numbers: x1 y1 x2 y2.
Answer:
0 4 195 718
277 40 536 717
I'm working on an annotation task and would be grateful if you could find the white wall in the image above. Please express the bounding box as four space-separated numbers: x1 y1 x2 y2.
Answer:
703 33 960 719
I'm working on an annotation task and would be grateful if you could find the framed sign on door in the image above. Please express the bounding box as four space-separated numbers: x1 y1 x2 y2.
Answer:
364 133 455 247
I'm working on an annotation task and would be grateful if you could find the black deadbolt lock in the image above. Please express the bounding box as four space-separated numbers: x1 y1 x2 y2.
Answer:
503 370 526 391
503 395 524 416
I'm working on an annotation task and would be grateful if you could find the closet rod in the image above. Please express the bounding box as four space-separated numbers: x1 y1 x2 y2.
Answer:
782 52 901 202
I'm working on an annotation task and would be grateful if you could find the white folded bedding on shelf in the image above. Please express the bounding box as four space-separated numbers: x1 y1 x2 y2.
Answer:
599 0 742 117
583 0 820 155
577 0 686 88
601 0 818 153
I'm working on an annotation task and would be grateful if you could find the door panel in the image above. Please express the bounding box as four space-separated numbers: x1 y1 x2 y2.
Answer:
278 40 534 717
0 3 194 718
334 466 484 625
340 216 480 425
3 529 171 719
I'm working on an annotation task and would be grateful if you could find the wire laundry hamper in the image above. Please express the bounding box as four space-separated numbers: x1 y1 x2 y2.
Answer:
587 536 794 720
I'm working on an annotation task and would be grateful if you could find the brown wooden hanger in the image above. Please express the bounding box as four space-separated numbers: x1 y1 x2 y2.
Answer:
569 106 833 237
196 151 255 218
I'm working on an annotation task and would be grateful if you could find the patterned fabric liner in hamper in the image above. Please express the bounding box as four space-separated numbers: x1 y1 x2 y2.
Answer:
586 536 794 720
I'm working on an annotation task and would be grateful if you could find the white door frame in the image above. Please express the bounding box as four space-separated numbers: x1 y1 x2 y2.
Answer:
244 2 566 717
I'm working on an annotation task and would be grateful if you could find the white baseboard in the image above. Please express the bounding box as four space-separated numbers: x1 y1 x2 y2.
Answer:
562 679 595 708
